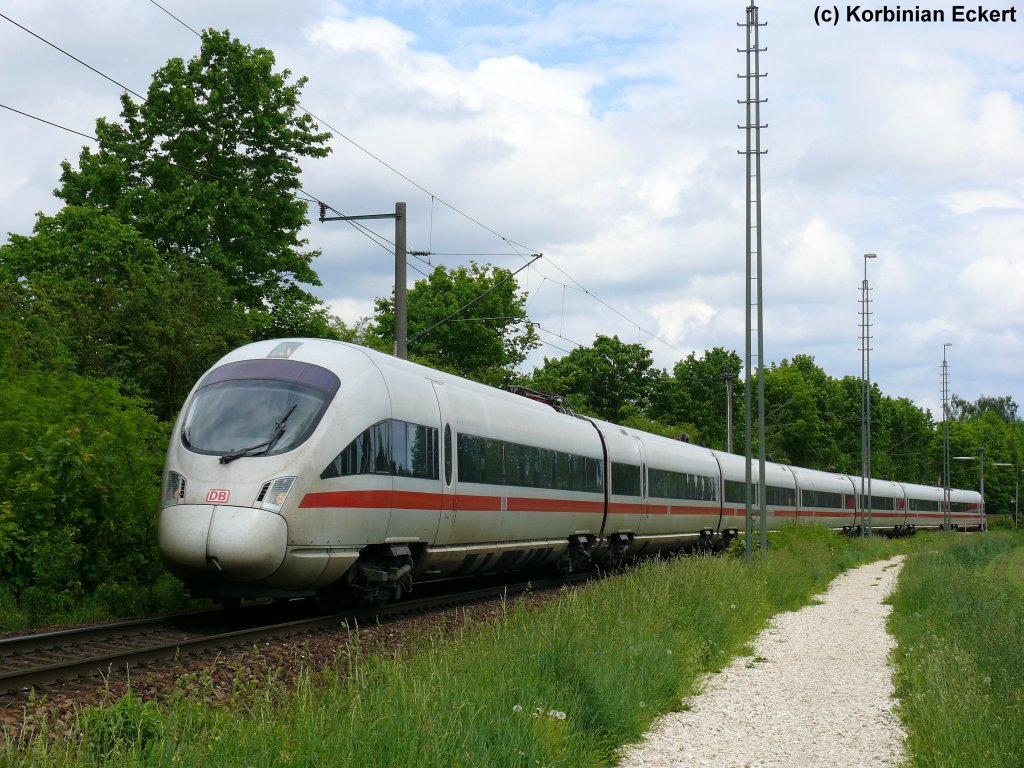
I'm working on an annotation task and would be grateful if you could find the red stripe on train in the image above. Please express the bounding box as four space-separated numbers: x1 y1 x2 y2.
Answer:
299 489 601 514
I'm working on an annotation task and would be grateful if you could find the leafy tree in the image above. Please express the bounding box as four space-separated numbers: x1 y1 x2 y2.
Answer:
949 394 1020 424
371 262 539 386
0 206 250 419
942 412 1021 518
527 334 658 423
756 356 835 467
621 414 702 444
650 347 742 450
871 394 935 483
54 28 333 328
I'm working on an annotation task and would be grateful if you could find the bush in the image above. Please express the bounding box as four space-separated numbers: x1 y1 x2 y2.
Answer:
0 369 169 630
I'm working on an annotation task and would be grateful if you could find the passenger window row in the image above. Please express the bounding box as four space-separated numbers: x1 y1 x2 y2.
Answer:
321 419 440 480
457 434 603 493
801 489 844 509
861 494 896 511
909 498 940 513
648 467 718 502
322 422 956 516
723 481 795 506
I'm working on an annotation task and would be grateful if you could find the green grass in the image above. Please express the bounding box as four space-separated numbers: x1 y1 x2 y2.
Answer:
2 527 909 767
983 545 1024 590
888 531 1024 767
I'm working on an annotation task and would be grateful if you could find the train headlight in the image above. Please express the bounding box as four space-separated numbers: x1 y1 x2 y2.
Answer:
256 476 296 514
164 471 186 506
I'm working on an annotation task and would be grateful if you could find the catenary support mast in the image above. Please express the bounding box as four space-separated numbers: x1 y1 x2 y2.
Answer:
319 202 408 359
739 2 768 559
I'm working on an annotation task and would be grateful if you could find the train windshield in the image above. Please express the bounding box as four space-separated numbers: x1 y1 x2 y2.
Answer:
181 359 339 458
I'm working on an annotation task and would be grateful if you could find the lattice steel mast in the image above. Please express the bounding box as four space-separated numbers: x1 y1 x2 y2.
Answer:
739 2 768 559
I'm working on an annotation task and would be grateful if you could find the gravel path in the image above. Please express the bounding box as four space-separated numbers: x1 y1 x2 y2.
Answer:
617 556 907 768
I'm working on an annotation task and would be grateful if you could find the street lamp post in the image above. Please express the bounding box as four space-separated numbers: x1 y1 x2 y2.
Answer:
860 253 877 535
991 461 1019 530
942 342 952 529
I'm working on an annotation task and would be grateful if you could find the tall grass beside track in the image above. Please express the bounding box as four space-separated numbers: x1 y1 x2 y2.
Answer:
2 528 903 767
888 530 1024 767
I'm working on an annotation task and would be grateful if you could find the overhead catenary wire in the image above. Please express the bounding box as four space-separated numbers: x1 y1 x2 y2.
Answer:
0 11 146 101
408 254 542 346
0 102 96 142
141 2 690 361
0 13 404 266
8 6 689 365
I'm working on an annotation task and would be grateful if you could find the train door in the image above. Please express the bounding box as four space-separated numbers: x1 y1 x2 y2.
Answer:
841 475 859 530
431 382 458 545
635 437 650 533
779 465 798 524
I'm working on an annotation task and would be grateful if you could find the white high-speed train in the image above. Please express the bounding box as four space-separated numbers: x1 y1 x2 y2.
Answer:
157 339 984 605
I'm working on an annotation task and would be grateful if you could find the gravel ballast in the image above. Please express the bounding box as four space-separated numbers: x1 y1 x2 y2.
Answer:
617 556 907 768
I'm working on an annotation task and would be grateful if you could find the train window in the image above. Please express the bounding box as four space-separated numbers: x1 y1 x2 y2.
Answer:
444 425 453 485
648 468 717 502
398 422 438 479
576 456 603 494
908 497 940 512
391 421 408 475
765 485 794 507
860 494 895 511
538 448 555 488
322 420 439 480
481 438 501 484
182 378 332 458
520 446 536 487
455 432 603 494
800 489 843 509
504 443 524 486
457 434 483 483
724 479 748 504
553 451 571 490
611 462 641 497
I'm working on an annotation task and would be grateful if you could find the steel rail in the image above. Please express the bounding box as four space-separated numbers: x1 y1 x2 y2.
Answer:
0 574 588 694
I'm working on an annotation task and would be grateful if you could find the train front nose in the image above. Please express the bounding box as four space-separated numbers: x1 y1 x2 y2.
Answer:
158 504 287 583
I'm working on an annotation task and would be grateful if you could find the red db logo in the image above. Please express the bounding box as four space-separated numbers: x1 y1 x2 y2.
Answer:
206 488 230 503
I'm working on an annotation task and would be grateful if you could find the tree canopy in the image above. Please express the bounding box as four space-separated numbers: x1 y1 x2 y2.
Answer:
370 262 539 386
55 29 332 321
527 335 659 424
649 347 742 449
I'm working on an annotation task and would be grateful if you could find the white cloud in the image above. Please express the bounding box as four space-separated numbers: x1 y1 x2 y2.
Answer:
325 296 375 325
774 217 858 303
650 298 716 346
940 188 1024 215
1 0 1021 414
308 16 416 58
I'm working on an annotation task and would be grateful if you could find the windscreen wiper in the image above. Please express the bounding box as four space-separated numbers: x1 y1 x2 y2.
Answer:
219 404 298 465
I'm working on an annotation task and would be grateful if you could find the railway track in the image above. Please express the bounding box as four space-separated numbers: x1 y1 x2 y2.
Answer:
0 574 587 695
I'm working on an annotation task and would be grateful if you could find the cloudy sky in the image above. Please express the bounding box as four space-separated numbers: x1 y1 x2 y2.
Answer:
2 1 1022 418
